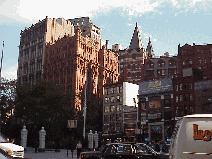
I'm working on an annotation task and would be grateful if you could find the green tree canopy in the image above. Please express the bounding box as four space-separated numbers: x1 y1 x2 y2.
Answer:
14 80 75 126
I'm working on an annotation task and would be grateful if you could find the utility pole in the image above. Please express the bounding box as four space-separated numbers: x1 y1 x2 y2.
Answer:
0 41 4 82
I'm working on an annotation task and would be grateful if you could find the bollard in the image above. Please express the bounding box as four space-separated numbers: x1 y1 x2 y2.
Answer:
94 131 99 149
38 127 46 152
88 130 93 150
21 126 28 150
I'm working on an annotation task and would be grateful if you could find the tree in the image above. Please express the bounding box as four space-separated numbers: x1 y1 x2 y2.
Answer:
14 80 76 147
0 78 16 126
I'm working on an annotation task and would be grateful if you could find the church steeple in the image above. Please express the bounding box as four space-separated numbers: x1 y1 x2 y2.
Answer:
146 37 155 58
129 22 144 50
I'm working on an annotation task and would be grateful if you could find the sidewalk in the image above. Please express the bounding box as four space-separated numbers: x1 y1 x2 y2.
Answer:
24 147 79 159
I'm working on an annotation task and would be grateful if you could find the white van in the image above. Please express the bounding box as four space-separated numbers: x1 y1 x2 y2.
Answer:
0 134 24 158
169 114 212 159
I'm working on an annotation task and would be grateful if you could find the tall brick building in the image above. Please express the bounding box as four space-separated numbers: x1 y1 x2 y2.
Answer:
44 27 119 110
17 16 74 85
118 23 148 84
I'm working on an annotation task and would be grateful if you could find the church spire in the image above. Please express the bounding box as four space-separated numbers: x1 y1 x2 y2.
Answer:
146 37 155 58
129 22 144 50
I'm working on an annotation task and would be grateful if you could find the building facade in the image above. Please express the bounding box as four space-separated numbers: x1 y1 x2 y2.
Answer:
68 17 102 47
138 77 173 142
178 43 212 80
18 16 74 85
103 82 139 136
144 53 178 81
194 80 212 114
118 23 147 84
44 27 119 110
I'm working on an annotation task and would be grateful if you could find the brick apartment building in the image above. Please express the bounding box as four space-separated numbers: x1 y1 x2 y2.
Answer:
144 52 178 81
44 27 119 110
178 43 212 79
17 16 75 85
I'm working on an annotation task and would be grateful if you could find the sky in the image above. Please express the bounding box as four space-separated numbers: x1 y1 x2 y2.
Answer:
1 0 212 79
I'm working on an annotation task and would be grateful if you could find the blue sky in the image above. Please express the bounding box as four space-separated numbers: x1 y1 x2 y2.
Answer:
0 0 212 79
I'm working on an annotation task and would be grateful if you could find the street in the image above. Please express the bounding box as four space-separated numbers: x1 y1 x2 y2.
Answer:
24 147 79 159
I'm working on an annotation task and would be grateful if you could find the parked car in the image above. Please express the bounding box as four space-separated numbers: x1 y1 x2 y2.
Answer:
135 143 169 159
80 143 120 159
0 134 24 158
149 142 169 153
81 143 136 159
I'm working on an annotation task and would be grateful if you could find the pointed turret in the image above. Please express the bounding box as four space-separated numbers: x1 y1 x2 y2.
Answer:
146 37 155 58
129 22 144 50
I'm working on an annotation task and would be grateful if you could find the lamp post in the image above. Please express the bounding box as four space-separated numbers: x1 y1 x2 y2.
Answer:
83 65 88 139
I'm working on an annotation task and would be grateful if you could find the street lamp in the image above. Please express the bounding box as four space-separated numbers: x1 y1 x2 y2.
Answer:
83 65 88 139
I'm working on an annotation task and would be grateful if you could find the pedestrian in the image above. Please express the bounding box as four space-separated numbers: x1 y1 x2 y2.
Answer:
76 141 82 158
155 140 161 152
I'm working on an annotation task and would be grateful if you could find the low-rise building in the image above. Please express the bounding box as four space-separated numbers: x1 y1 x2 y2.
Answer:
138 77 173 143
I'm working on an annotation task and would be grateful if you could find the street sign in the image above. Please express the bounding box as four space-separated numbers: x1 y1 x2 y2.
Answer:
67 120 77 128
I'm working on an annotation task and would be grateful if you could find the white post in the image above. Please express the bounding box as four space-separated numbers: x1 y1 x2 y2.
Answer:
21 126 28 149
94 131 98 149
88 130 93 150
39 127 46 152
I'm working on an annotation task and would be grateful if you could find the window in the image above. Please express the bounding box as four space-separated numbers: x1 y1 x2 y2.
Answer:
189 83 192 89
111 87 114 94
111 114 116 121
119 86 123 93
184 94 189 101
175 85 178 91
117 105 122 111
180 95 183 102
203 57 206 63
157 70 161 75
189 59 192 64
117 95 120 102
189 94 193 101
104 106 109 112
162 63 165 67
183 60 186 65
105 97 109 103
104 88 109 95
176 95 178 102
184 83 188 90
117 86 120 93
111 105 115 112
104 115 109 121
111 96 115 103
180 84 182 90
198 59 201 64
162 70 165 75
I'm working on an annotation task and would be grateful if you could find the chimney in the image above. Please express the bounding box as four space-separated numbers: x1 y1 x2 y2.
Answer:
106 40 109 50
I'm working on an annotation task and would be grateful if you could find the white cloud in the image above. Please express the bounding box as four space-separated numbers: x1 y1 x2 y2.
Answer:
144 33 152 39
0 0 211 24
1 66 17 80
